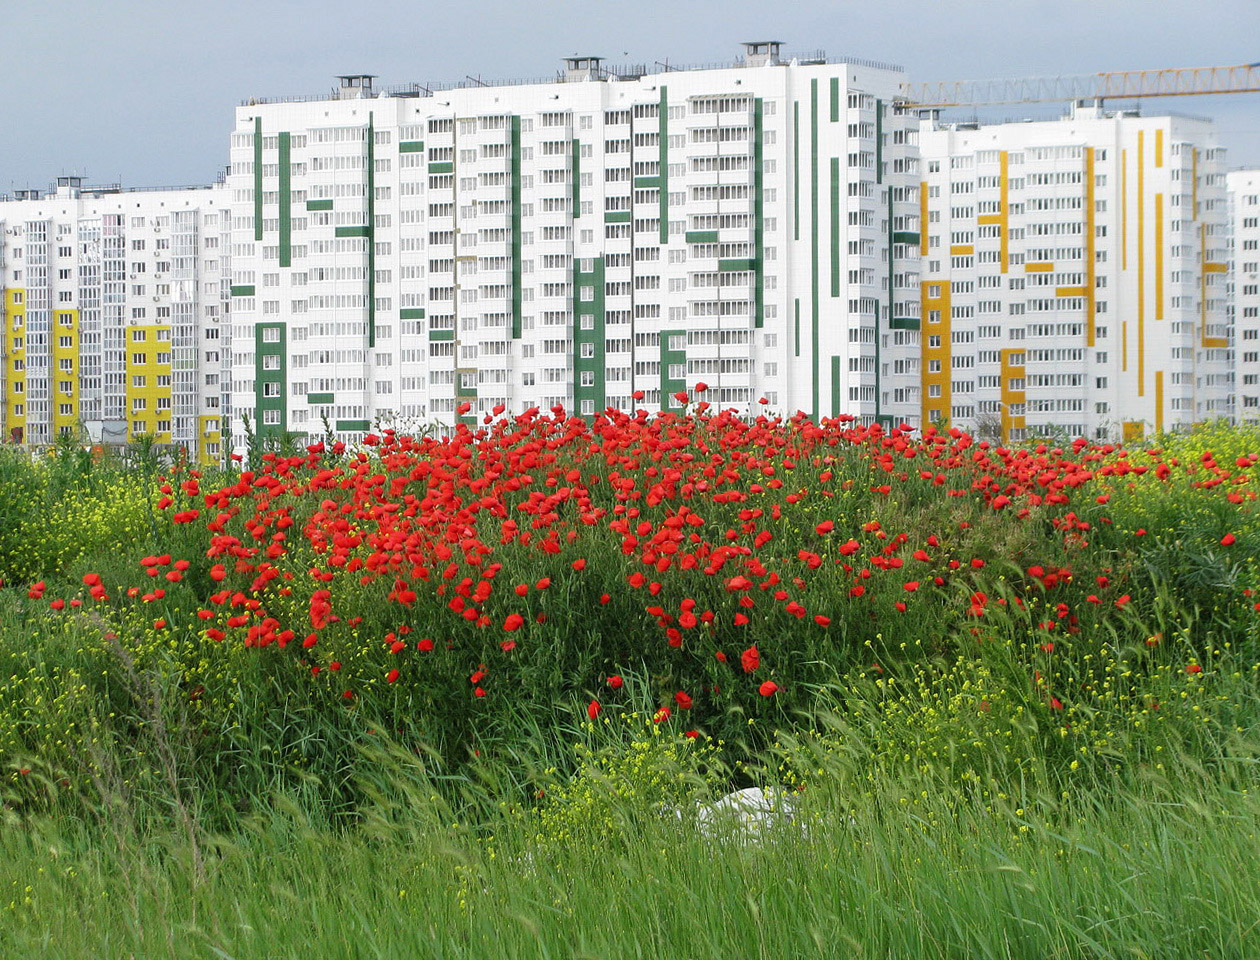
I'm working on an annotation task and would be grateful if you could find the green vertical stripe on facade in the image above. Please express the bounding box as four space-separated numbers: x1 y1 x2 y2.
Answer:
810 79 820 420
660 329 685 408
794 299 801 358
882 100 892 423
254 117 263 242
278 132 292 268
571 138 581 215
255 322 287 439
754 98 765 329
830 157 841 298
367 113 376 349
830 77 840 123
573 257 606 415
511 116 523 338
793 101 800 241
831 356 841 418
659 87 669 244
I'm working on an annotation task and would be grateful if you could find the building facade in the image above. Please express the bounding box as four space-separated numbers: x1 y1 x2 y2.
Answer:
4 50 1259 455
919 104 1233 442
0 178 231 460
1227 169 1260 421
225 46 922 445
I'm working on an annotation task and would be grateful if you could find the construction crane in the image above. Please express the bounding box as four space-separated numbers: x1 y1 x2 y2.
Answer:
901 62 1260 109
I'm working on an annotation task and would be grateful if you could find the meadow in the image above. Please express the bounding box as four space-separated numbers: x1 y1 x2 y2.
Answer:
1 403 1259 958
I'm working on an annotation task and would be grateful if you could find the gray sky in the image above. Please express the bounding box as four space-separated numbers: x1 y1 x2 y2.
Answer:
4 0 1260 190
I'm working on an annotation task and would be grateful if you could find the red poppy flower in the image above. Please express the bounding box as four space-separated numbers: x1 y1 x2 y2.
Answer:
674 691 693 709
607 675 624 689
759 681 779 697
741 645 760 673
1186 663 1203 674
386 669 400 684
588 699 601 719
1222 533 1237 546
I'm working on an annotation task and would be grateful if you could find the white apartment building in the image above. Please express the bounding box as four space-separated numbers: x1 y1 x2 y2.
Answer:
0 178 232 460
1227 169 1260 420
4 51 1256 455
225 45 923 446
919 104 1233 442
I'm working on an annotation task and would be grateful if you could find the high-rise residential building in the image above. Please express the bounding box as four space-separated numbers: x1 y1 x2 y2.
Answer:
225 45 923 447
0 177 232 460
1227 169 1260 420
918 104 1233 442
4 50 1257 456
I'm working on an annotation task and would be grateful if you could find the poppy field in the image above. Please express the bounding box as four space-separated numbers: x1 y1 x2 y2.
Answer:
2 406 1260 957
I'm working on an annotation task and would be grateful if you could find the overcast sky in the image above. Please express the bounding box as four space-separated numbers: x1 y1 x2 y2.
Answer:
4 0 1259 190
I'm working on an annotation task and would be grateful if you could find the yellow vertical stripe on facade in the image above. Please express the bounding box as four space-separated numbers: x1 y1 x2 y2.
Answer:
920 281 951 427
197 414 221 466
1155 194 1164 320
919 180 929 256
1155 129 1163 168
124 324 175 444
1137 130 1145 397
51 310 81 437
999 151 1009 273
1085 147 1096 347
1154 370 1164 434
1000 348 1025 444
4 290 26 441
1122 320 1128 372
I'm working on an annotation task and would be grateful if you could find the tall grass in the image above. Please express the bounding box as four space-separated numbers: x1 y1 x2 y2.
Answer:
2 732 1258 959
1 425 1259 956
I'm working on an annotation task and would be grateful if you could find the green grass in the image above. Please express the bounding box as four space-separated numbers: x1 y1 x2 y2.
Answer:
3 747 1259 959
1 423 1259 956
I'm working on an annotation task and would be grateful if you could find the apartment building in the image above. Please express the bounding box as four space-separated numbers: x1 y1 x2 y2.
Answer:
0 178 232 460
5 51 1257 455
225 44 923 445
1228 169 1260 420
918 104 1233 442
